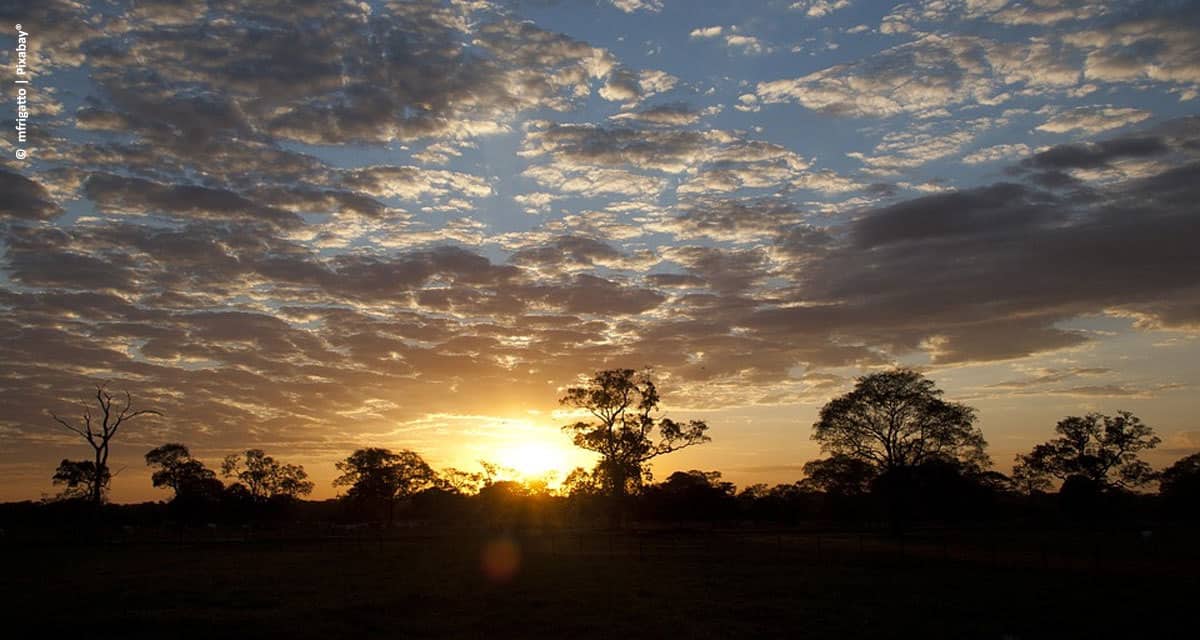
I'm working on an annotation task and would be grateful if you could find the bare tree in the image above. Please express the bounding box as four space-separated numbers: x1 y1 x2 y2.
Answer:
50 384 162 504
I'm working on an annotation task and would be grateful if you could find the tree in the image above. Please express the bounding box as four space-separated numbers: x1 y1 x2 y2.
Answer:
560 368 710 499
641 470 737 522
562 466 602 498
145 443 222 503
812 369 988 474
334 448 436 524
52 459 108 501
50 384 162 504
1159 452 1200 516
437 467 486 495
1010 459 1053 495
221 449 313 501
1013 411 1159 493
799 455 877 497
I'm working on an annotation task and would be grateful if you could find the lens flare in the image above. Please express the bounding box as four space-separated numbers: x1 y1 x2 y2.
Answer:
481 537 521 583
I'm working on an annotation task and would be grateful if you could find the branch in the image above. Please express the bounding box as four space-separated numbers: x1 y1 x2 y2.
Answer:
50 413 88 439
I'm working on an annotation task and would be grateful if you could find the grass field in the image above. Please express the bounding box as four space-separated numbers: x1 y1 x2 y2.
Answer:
3 528 1196 638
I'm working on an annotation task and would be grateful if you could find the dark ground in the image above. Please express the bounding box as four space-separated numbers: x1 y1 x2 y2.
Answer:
3 528 1196 639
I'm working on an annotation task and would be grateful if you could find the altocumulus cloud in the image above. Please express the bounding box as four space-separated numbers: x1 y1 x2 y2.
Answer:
1 0 1198 497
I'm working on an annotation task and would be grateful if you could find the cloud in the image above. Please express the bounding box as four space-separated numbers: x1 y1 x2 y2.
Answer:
1067 13 1200 86
757 34 1000 117
986 367 1113 389
791 1 852 18
508 235 653 273
734 125 1200 367
689 26 724 39
0 170 64 221
520 121 810 198
1018 135 1171 172
83 174 302 228
7 0 1200 500
758 4 1200 121
689 26 771 55
963 143 1033 164
981 0 1107 26
609 102 708 126
608 0 663 13
646 197 813 243
522 164 669 198
1036 106 1152 134
723 34 771 56
340 166 492 201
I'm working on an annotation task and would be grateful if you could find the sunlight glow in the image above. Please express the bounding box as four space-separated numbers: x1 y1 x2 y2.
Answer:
495 441 571 480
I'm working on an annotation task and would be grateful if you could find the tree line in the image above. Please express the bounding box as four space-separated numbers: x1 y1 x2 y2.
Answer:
34 369 1200 528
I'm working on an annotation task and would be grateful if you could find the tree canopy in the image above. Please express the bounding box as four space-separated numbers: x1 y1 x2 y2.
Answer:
561 368 710 498
812 369 988 473
51 459 109 502
221 449 313 501
334 448 437 502
799 455 877 497
1159 452 1200 515
1013 411 1160 492
145 443 222 502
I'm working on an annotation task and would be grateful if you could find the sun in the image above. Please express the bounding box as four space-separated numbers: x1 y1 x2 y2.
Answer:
495 441 569 479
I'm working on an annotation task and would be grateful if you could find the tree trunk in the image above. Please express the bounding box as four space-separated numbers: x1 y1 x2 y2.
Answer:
92 446 105 505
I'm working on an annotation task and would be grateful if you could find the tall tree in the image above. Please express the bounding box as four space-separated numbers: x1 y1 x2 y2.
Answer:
812 369 988 474
1013 411 1159 492
334 448 436 524
50 384 161 504
221 449 313 501
560 368 710 499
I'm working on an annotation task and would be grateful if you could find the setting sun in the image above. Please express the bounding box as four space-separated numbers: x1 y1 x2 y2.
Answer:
495 441 573 480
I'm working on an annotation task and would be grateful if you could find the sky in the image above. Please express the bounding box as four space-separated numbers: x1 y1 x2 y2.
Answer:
1 0 1199 503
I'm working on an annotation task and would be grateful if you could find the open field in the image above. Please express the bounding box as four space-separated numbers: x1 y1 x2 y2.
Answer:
3 528 1196 638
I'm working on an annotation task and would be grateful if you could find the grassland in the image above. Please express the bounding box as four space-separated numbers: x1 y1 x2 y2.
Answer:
3 528 1196 638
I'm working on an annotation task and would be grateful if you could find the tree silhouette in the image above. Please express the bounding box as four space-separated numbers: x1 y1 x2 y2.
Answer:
145 443 223 503
436 467 486 495
49 385 161 504
334 448 436 524
641 470 737 522
221 449 313 501
799 455 877 497
51 459 108 501
1013 411 1159 493
562 466 602 498
812 369 988 474
560 368 710 500
1159 452 1200 517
